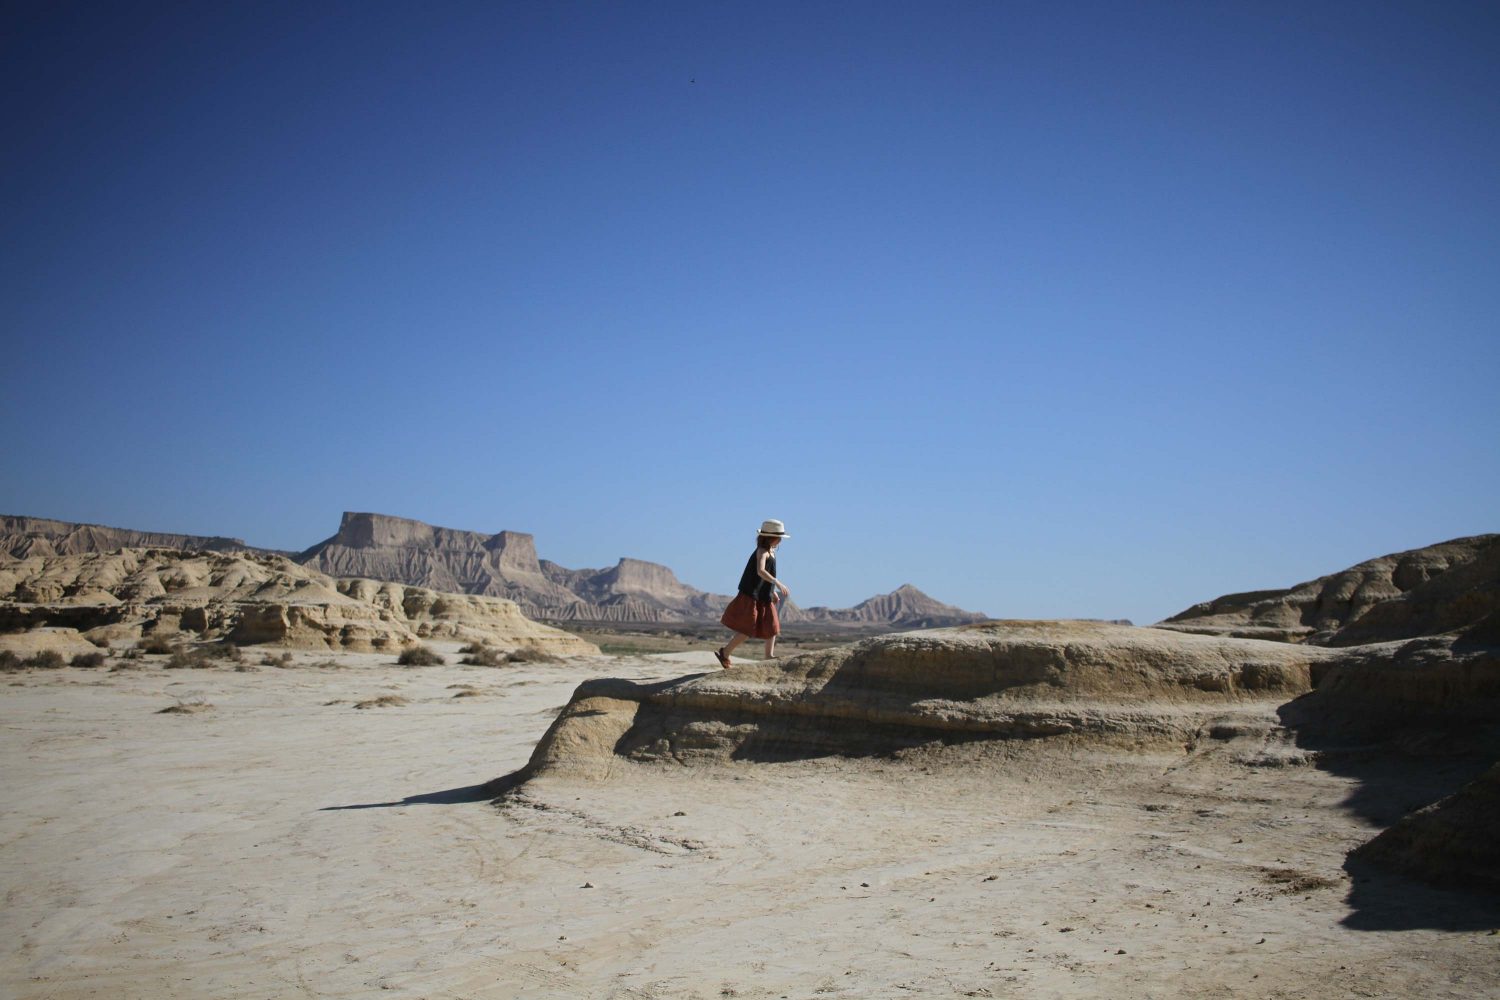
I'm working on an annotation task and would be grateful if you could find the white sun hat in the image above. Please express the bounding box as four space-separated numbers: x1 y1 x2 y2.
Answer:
758 519 790 537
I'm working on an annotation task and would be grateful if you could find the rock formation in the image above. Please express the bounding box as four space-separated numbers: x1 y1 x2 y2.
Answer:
299 512 987 626
515 532 1500 896
1 514 266 559
1154 534 1500 645
513 620 1334 779
0 548 597 655
3 511 991 627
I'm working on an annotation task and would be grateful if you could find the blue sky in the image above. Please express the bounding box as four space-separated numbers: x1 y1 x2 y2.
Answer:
3 1 1497 624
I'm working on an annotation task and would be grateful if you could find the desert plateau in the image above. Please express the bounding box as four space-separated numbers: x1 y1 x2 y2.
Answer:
2 529 1498 999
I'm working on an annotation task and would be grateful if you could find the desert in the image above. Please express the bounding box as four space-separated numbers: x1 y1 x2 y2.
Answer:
8 5 1499 997
3 532 1498 999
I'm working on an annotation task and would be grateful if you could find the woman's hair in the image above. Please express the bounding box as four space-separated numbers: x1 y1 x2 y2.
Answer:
756 534 781 550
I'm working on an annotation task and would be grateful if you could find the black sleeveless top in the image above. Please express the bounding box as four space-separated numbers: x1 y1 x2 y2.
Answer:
737 551 776 601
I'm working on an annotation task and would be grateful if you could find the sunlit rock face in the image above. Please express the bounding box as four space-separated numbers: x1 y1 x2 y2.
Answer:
0 547 597 654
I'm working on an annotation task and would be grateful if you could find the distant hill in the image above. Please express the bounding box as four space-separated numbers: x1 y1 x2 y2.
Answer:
1154 534 1500 645
1 514 267 559
3 511 988 627
786 583 987 629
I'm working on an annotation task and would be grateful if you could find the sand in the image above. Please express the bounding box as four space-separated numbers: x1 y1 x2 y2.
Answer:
3 645 1498 999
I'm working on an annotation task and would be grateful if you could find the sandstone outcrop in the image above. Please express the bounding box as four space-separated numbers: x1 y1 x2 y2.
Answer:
1155 534 1500 645
0 549 597 654
1 514 266 560
514 621 1333 779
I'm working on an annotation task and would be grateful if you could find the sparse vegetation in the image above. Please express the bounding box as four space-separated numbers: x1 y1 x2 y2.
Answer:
460 645 506 666
459 642 560 665
204 642 242 662
25 651 65 669
505 645 561 664
165 648 215 669
397 645 444 666
354 695 409 709
158 698 214 715
0 651 22 672
260 651 295 668
70 651 108 668
137 635 179 655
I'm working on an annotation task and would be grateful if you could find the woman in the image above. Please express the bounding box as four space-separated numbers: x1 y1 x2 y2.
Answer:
714 519 790 668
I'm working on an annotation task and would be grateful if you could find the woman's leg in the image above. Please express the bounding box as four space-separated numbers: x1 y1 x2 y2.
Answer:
723 632 748 655
764 634 776 658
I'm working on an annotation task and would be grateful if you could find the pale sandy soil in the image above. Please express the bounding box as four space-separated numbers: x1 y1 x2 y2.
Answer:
2 645 1497 999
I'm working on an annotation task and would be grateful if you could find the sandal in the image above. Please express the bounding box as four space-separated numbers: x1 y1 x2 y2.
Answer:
713 647 731 670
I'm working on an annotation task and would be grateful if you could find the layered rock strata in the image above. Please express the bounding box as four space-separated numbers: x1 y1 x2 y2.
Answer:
1155 534 1500 645
1 514 264 559
515 621 1333 780
0 549 597 654
4 511 992 627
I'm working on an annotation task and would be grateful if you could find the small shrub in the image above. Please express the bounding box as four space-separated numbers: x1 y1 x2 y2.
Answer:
354 695 409 709
506 646 560 664
260 651 295 668
397 645 444 667
137 635 179 655
0 651 22 672
204 642 242 662
25 651 66 669
460 646 506 666
121 647 143 660
164 648 214 670
457 640 492 655
158 698 213 715
70 651 108 669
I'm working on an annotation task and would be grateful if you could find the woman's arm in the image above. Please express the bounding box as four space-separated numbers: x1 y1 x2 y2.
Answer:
756 550 789 598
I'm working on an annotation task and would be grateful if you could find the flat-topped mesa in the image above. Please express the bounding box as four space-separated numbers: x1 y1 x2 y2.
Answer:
483 530 543 574
512 620 1334 781
300 513 571 604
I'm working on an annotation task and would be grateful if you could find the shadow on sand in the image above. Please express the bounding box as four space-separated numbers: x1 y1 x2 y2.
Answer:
319 782 499 810
1277 693 1500 931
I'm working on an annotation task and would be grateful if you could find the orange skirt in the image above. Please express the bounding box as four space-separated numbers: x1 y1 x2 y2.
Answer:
721 593 779 639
